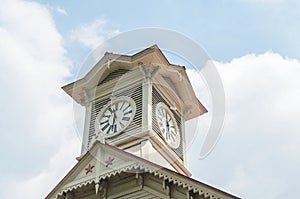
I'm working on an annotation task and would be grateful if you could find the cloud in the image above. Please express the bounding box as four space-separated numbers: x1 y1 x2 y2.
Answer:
54 6 67 16
187 51 300 199
0 0 79 198
2 139 79 199
47 6 68 16
71 19 120 49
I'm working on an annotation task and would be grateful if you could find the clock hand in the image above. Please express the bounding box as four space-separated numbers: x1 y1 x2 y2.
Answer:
115 109 118 120
112 109 117 133
165 113 170 132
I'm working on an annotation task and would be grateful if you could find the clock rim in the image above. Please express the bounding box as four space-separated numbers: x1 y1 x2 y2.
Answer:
155 102 181 149
95 96 136 138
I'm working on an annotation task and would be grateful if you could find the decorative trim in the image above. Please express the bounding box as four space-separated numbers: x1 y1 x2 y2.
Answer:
54 162 234 199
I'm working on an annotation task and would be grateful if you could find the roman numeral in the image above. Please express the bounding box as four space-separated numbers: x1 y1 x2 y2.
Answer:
157 115 163 120
101 123 110 132
158 122 164 127
123 110 132 115
166 132 170 141
169 125 175 131
170 134 175 142
103 114 110 118
119 121 125 128
158 108 163 116
123 104 130 112
113 124 117 133
120 101 125 110
122 117 130 121
107 125 113 134
162 109 166 117
170 129 176 136
100 120 109 125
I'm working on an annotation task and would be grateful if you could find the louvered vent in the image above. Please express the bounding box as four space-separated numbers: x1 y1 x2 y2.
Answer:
98 69 130 85
88 84 143 148
152 87 184 160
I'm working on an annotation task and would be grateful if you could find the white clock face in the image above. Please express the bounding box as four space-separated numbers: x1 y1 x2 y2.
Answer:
96 96 136 137
155 102 180 148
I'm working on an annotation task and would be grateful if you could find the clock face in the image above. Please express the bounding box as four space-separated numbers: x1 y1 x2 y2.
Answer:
96 96 136 137
155 102 180 148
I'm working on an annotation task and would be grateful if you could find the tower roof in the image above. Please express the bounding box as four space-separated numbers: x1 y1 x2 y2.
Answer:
62 45 207 121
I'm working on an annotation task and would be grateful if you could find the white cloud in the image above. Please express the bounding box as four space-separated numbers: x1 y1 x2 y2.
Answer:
71 19 120 49
2 138 78 199
55 6 67 16
218 52 300 133
46 5 68 16
188 52 300 199
0 0 79 198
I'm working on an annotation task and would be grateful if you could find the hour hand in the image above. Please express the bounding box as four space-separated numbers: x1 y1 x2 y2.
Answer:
112 110 116 125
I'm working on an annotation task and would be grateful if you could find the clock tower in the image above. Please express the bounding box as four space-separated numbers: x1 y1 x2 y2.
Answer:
46 45 239 199
63 45 207 176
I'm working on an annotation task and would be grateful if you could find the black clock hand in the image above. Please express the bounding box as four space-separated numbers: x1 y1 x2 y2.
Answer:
165 113 170 133
113 110 116 123
112 109 117 132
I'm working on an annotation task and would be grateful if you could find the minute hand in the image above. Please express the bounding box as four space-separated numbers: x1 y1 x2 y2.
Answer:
166 113 170 133
112 109 117 132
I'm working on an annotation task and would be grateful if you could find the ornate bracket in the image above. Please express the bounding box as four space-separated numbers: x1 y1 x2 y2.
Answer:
139 63 159 80
80 87 90 106
162 180 171 198
63 191 73 199
135 173 144 189
186 190 195 199
166 67 183 81
99 180 107 199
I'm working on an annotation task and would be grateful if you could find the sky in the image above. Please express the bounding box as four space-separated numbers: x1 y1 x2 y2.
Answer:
0 0 300 198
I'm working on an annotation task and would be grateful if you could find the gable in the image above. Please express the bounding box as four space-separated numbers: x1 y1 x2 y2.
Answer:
46 142 239 199
62 45 169 105
97 68 130 85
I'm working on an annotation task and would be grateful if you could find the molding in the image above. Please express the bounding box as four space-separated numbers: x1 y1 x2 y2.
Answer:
81 103 92 154
141 73 152 132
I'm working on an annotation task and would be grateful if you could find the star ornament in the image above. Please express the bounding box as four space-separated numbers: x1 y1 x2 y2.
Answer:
105 157 115 167
85 163 94 174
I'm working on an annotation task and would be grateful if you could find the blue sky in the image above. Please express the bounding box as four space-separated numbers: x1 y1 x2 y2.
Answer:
38 0 300 65
1 0 300 198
